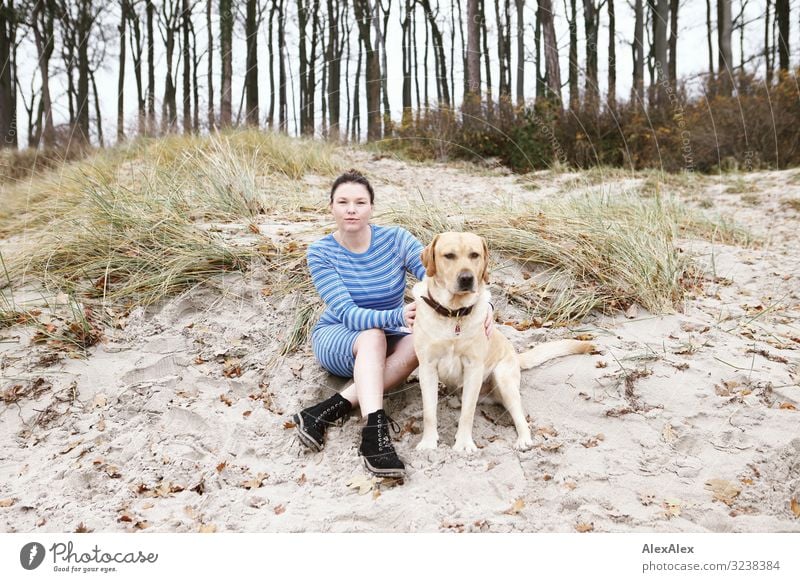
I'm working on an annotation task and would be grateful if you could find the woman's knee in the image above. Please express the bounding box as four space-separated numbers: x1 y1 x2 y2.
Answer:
353 328 387 356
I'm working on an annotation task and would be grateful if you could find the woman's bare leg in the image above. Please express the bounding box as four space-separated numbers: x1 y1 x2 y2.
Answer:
340 332 418 416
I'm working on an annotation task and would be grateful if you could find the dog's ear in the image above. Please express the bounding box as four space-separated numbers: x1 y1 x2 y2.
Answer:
480 237 490 283
421 235 439 277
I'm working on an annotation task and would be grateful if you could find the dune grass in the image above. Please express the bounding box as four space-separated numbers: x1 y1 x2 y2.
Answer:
1 130 757 333
1 130 341 324
380 190 751 322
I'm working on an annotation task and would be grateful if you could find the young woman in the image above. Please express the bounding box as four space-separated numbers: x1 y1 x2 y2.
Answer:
293 169 493 478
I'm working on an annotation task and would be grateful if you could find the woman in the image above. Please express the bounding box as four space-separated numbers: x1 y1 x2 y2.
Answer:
293 169 493 478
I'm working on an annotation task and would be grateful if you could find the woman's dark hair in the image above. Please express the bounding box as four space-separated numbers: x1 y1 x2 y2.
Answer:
330 169 374 204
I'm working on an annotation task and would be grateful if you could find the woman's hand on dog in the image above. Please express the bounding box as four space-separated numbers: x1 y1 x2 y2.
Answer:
484 304 494 338
404 301 417 328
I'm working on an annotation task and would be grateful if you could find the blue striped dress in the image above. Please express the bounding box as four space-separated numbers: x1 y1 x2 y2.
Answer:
307 224 427 377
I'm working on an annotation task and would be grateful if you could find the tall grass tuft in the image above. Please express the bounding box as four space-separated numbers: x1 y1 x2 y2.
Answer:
377 192 715 322
9 175 261 312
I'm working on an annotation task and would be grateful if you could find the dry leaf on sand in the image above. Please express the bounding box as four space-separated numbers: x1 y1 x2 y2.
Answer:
504 498 525 515
705 479 741 506
346 474 378 495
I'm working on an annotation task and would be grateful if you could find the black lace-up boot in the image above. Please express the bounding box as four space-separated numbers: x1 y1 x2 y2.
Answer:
359 409 406 478
293 393 353 452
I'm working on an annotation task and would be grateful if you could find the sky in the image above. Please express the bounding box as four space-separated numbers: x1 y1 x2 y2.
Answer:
12 0 798 147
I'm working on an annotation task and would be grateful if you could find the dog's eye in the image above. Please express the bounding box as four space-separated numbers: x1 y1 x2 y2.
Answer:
444 253 456 260
469 252 480 259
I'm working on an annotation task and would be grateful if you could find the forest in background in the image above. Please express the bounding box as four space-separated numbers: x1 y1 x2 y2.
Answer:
0 0 798 175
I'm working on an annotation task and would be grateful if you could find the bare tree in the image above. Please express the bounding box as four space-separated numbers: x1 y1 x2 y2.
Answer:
118 0 127 142
466 0 481 102
126 0 146 135
608 0 616 108
718 0 733 95
515 0 524 106
146 0 155 134
668 0 677 86
420 0 451 107
219 0 232 127
0 0 17 148
775 0 789 72
401 0 413 127
540 0 561 104
654 0 667 104
31 0 57 147
353 0 380 140
567 0 579 109
277 0 287 131
245 0 259 126
582 0 605 111
158 0 180 133
206 0 214 130
705 0 714 78
765 0 772 84
632 0 645 103
182 0 192 133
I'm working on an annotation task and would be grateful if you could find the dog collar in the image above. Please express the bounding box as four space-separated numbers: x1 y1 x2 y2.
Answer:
421 293 474 319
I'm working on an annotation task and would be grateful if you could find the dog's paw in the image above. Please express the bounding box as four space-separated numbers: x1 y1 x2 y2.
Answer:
416 436 439 451
514 435 534 451
452 437 478 453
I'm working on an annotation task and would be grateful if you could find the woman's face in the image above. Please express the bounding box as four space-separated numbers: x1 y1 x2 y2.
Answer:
330 182 373 232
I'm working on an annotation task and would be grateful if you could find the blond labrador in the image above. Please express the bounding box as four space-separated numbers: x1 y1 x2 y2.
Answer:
411 232 594 453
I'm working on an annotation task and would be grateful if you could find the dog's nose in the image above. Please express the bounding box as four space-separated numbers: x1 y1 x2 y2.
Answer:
457 272 474 290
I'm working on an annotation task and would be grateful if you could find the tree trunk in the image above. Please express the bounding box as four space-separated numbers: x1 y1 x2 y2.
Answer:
32 0 56 147
717 0 732 95
127 1 145 136
118 2 127 142
535 1 543 100
245 0 259 126
515 0 524 107
608 0 616 109
480 0 493 116
278 0 287 132
160 2 178 133
90 68 104 147
352 44 362 141
147 0 156 134
219 0 232 127
206 0 214 130
776 0 789 72
420 0 450 107
566 0 578 109
76 0 92 144
540 0 561 104
373 0 392 133
325 0 340 139
0 0 17 148
309 0 320 135
466 0 481 100
182 0 192 133
632 0 644 103
401 0 412 127
190 17 199 132
765 0 772 84
582 0 599 111
654 0 668 104
668 0 678 87
353 0 380 141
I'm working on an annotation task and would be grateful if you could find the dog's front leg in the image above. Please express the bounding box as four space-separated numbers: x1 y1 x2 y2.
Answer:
416 360 440 450
453 361 484 453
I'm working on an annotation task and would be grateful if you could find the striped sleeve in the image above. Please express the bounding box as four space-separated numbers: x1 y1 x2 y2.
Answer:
307 247 405 331
397 227 427 281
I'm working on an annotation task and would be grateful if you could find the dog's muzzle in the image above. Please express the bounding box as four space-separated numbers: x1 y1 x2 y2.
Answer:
456 272 475 292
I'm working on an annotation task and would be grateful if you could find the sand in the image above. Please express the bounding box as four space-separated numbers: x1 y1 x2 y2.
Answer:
1 153 799 532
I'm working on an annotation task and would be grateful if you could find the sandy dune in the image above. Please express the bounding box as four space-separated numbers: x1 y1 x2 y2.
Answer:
1 153 799 532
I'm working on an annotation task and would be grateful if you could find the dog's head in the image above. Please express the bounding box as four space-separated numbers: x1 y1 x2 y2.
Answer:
421 232 489 295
